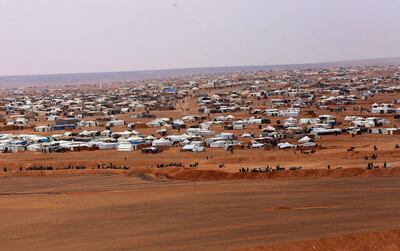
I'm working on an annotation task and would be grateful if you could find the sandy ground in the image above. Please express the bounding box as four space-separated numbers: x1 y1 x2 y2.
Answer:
238 229 400 251
2 133 400 173
1 174 400 251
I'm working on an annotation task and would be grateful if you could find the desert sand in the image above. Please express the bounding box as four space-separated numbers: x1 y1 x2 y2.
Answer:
1 174 400 251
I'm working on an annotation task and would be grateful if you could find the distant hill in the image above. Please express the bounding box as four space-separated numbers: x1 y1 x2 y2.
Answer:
1 57 400 88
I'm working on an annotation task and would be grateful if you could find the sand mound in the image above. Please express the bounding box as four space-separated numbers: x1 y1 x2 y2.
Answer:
2 167 400 182
129 167 400 181
128 172 169 182
237 229 400 251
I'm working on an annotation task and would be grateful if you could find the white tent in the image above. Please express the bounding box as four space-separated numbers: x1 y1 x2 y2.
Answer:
101 130 111 136
152 138 173 147
166 135 188 143
27 144 42 152
210 140 227 148
117 143 134 151
251 142 264 148
146 135 155 140
241 133 254 138
98 142 119 150
180 139 191 146
278 142 296 149
262 126 276 132
216 133 235 140
301 142 317 147
182 144 204 152
298 136 312 143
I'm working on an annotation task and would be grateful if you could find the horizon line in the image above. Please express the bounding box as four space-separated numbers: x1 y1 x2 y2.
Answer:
2 55 400 79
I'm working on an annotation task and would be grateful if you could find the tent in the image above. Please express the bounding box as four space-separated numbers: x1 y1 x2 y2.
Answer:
98 142 119 150
298 136 312 143
262 126 276 132
182 144 204 152
118 143 134 152
210 140 227 148
27 144 42 152
251 142 264 148
278 142 296 149
301 142 317 147
152 138 173 147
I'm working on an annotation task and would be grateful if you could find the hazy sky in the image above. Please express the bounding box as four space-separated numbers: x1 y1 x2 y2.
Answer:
1 0 400 76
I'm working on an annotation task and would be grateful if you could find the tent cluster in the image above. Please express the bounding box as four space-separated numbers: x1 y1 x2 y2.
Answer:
1 64 400 157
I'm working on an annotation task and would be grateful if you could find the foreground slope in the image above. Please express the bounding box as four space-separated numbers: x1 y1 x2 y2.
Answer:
1 175 400 250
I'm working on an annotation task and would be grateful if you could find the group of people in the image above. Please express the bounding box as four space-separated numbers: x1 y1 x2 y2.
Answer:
239 165 286 173
156 162 184 168
0 163 131 173
95 163 129 170
190 162 199 168
25 165 87 171
367 162 390 169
